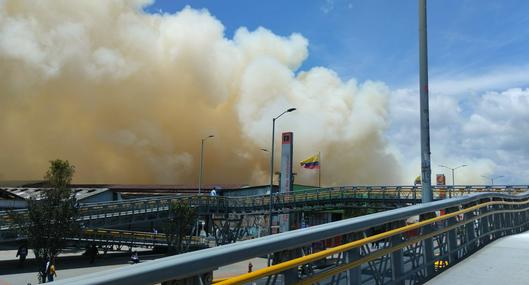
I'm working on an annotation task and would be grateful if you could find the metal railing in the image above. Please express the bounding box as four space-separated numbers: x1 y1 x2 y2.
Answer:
1 185 528 241
51 190 529 285
77 228 209 249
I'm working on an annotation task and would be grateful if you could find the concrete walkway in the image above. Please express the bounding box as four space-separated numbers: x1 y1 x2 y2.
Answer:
428 232 529 285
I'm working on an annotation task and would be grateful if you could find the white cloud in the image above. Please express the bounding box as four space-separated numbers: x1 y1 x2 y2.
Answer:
387 85 529 185
430 65 529 96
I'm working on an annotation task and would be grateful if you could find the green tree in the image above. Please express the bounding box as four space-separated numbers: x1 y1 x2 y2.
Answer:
164 201 197 254
13 159 79 264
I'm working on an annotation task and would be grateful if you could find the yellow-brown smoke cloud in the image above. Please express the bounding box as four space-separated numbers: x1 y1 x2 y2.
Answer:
0 0 402 185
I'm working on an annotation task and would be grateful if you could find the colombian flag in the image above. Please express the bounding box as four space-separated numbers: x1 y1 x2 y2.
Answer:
300 154 320 169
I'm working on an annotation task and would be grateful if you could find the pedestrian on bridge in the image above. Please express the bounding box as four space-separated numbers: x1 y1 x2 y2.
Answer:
16 243 28 268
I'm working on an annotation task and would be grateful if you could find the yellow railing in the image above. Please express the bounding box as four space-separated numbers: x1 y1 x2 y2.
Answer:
215 199 529 285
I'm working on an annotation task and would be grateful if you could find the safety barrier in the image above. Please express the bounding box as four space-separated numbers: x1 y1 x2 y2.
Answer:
3 185 526 240
1 185 527 243
51 190 529 285
78 228 209 249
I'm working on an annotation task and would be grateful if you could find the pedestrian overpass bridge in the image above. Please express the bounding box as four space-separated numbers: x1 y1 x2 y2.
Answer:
1 185 526 244
45 188 529 285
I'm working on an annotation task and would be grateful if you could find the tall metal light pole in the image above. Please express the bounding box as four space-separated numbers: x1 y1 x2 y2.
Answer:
481 175 504 185
439 164 467 185
198 135 214 195
268 108 296 237
419 0 432 203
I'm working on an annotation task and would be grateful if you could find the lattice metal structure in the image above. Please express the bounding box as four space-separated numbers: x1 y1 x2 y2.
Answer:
74 228 208 251
47 190 529 285
215 196 529 285
1 185 528 242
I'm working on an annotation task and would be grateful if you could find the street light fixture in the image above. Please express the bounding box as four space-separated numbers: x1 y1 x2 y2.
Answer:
481 175 504 185
267 107 296 266
198 135 214 195
268 108 296 235
439 164 467 186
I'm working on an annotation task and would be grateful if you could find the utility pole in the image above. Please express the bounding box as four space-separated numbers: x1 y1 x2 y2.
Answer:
419 0 432 203
198 135 214 195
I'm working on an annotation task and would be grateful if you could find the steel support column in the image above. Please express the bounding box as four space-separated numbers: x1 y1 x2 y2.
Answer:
446 206 459 264
421 212 435 277
391 233 404 285
464 203 477 251
479 200 491 245
345 233 362 285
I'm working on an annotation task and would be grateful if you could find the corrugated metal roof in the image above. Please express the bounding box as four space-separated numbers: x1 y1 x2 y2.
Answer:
0 188 25 200
0 187 110 201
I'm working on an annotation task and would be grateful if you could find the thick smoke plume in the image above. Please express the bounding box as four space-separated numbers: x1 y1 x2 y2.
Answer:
0 0 401 185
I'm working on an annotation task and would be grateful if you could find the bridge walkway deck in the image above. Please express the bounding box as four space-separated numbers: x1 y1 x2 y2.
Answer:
428 231 529 285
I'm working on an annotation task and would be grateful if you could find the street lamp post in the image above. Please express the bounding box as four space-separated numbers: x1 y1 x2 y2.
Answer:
198 135 214 195
439 164 467 186
196 135 214 238
268 108 296 237
481 175 504 185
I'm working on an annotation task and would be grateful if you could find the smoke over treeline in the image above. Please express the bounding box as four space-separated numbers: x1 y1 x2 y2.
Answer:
0 0 402 185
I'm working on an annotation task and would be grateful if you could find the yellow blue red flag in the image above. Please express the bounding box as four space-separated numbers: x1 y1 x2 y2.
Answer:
300 153 320 169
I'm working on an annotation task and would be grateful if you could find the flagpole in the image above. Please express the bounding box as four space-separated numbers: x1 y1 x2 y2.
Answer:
318 152 321 187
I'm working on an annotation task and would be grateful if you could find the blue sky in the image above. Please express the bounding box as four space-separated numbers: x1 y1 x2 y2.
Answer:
146 0 529 89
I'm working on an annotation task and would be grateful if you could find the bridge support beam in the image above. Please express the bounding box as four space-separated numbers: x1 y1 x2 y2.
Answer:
480 199 491 245
446 206 459 264
494 202 503 239
420 212 435 277
391 232 404 285
345 233 362 285
283 268 298 284
272 249 300 284
522 205 529 232
509 201 516 234
464 203 477 252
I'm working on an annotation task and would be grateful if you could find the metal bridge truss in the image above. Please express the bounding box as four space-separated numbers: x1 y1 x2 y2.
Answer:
1 185 528 245
212 215 245 245
73 228 209 251
214 196 529 285
50 190 529 285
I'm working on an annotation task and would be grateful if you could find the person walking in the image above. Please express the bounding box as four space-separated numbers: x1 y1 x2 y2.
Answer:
47 258 57 282
89 244 98 264
39 257 50 283
16 244 28 268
